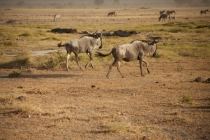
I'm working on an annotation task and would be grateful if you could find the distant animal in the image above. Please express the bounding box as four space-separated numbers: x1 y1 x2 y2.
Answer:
108 12 116 16
160 10 165 15
54 14 61 22
166 10 176 15
166 10 176 19
95 39 159 78
159 13 169 21
58 33 102 71
200 9 209 15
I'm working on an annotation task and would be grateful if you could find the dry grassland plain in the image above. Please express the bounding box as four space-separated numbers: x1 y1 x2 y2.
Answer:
0 7 210 140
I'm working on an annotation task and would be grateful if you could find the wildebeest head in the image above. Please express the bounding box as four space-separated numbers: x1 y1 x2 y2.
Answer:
94 35 102 49
148 40 159 57
93 32 103 49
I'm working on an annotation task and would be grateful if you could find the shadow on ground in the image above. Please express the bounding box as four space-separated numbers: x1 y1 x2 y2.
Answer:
0 74 78 79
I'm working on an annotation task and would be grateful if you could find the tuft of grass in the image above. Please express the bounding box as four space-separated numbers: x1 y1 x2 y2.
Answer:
0 94 43 115
14 103 43 115
36 51 66 70
102 121 131 133
0 51 31 69
9 70 21 77
19 32 31 37
2 41 17 47
181 95 193 103
0 94 15 105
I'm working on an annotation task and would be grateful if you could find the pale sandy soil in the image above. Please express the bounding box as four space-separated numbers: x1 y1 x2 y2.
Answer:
1 58 210 140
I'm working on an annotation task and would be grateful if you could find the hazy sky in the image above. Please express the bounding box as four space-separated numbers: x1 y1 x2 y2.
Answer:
0 0 209 8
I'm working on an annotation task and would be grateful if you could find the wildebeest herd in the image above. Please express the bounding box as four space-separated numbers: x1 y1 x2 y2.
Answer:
53 9 209 23
56 8 208 78
58 32 160 78
158 9 209 21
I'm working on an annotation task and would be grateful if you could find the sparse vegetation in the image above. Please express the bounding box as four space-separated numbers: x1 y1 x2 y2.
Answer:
0 8 209 140
181 95 193 103
102 121 131 133
8 70 21 77
0 94 43 115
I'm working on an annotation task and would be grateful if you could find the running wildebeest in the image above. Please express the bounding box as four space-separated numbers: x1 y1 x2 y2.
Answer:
159 13 169 21
95 39 159 78
159 10 165 15
200 9 209 15
108 12 116 16
54 14 61 22
58 33 102 71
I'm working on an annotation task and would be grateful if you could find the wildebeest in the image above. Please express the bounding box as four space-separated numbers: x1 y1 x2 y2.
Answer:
159 13 169 21
58 33 102 70
54 14 61 22
200 9 209 15
166 10 176 15
166 10 176 19
95 39 159 78
108 12 116 16
159 10 165 15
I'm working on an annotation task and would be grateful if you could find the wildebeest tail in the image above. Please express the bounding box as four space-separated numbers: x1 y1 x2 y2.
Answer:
95 48 114 57
57 42 66 47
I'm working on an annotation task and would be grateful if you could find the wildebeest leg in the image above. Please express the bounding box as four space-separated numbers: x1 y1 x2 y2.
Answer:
139 55 144 76
106 65 112 78
116 62 124 78
66 53 70 71
74 53 84 70
106 60 117 78
85 53 94 69
142 59 150 73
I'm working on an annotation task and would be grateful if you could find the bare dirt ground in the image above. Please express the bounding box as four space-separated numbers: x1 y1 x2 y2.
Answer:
0 8 210 140
1 58 210 140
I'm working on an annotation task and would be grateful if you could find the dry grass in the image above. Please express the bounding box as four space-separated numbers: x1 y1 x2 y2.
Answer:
0 7 210 140
0 94 43 115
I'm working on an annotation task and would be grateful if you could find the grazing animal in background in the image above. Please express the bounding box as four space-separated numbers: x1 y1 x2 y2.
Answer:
166 10 176 19
108 12 116 16
95 40 159 78
160 10 165 15
159 13 169 21
54 14 61 22
58 33 102 70
200 9 209 15
166 10 176 15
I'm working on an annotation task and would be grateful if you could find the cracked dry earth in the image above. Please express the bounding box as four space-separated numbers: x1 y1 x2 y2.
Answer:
0 58 210 140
